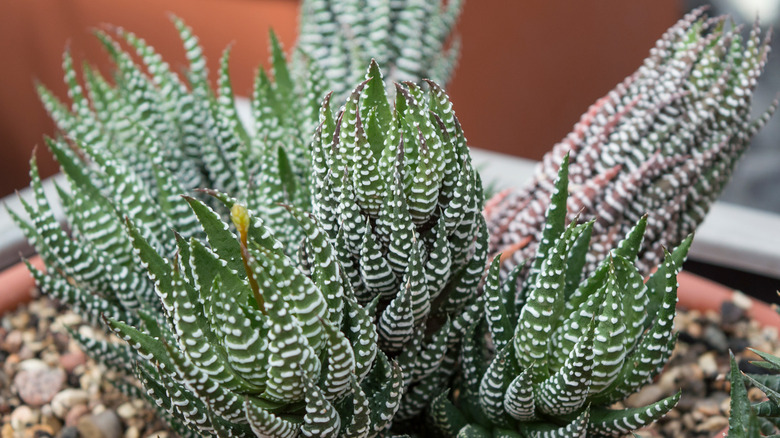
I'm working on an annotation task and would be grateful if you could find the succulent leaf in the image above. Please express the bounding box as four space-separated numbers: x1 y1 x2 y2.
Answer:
478 345 520 426
521 407 589 438
503 366 537 422
245 398 301 438
535 320 595 416
429 390 469 437
301 377 341 437
588 392 680 437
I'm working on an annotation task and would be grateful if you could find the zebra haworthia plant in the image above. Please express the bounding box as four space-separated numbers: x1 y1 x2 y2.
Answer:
430 158 689 437
310 63 486 421
38 19 328 255
298 0 463 101
484 7 776 281
12 142 405 437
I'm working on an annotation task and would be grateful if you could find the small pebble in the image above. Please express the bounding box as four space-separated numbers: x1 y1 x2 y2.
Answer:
657 366 682 393
13 361 65 407
732 291 753 310
10 312 30 330
51 389 89 419
52 332 71 351
698 351 718 377
17 358 47 372
2 330 23 353
748 386 768 402
10 405 40 429
116 403 136 420
124 426 139 438
704 310 721 323
684 321 703 339
21 339 45 356
78 410 122 438
65 404 90 427
663 420 682 437
682 412 696 430
720 301 745 325
682 362 704 381
24 424 55 438
703 325 729 352
695 398 721 416
4 353 21 374
684 373 707 396
59 350 87 373
695 415 729 432
625 384 664 408
59 426 80 438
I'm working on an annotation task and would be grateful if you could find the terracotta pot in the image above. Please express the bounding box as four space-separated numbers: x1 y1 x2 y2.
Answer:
677 270 780 331
0 255 43 315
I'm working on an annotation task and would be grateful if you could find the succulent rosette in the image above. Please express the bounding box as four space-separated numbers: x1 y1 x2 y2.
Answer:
310 62 487 420
431 159 688 437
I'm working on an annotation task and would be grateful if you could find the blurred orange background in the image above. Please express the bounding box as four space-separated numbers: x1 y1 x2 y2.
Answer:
0 0 680 197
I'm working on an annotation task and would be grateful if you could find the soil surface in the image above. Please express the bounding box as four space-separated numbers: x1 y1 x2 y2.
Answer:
1 292 170 438
635 295 779 437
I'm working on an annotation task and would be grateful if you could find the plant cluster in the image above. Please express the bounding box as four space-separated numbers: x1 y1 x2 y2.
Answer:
9 3 776 437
